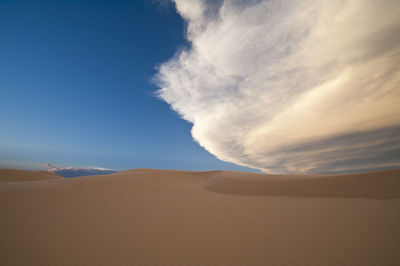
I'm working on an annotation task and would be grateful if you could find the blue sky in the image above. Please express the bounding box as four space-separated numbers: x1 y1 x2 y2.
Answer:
0 0 257 172
1 0 399 174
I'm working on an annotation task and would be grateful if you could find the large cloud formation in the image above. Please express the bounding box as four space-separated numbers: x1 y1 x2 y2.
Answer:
155 0 400 174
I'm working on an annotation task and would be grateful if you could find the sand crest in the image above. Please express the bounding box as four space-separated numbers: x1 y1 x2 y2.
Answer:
0 169 61 182
203 169 400 199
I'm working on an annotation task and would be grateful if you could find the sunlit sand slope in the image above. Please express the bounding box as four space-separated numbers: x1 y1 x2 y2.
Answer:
1 168 399 265
0 169 61 182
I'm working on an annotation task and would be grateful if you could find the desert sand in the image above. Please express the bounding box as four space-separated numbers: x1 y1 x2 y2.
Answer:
0 168 399 265
0 169 61 183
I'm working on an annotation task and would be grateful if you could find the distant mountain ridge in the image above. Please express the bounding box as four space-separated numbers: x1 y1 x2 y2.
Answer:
42 163 117 178
52 168 117 178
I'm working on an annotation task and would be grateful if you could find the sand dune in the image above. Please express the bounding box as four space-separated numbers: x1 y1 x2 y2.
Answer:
204 169 400 199
1 168 400 265
0 169 61 182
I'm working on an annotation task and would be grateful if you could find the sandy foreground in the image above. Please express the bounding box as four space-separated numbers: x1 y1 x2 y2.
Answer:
1 168 400 266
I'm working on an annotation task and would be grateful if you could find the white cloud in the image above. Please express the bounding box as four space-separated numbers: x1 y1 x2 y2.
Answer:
155 0 400 173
